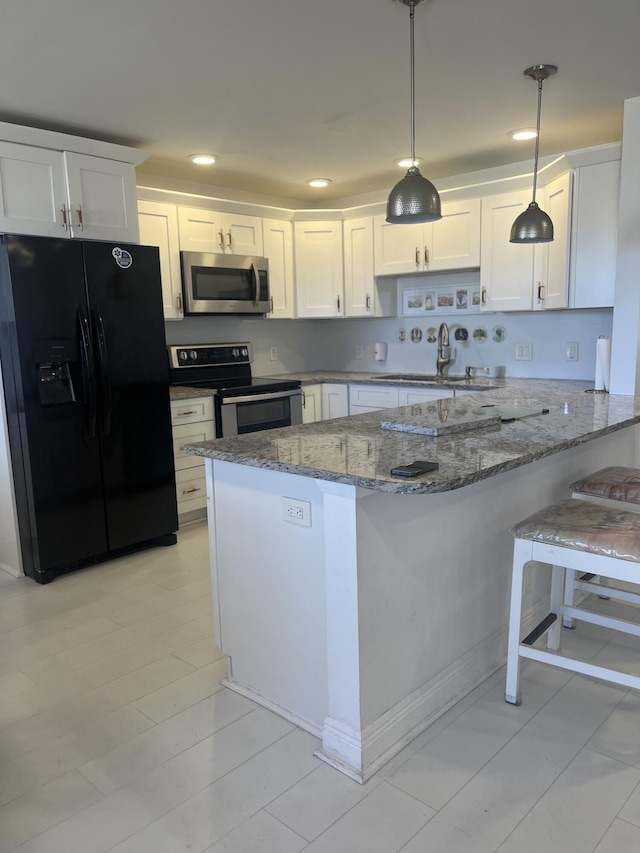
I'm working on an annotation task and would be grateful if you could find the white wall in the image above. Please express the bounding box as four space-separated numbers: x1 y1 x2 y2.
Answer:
165 309 612 382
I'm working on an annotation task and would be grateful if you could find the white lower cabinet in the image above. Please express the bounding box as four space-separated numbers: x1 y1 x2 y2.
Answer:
170 396 215 522
398 386 454 404
321 383 349 419
349 384 399 414
302 383 323 423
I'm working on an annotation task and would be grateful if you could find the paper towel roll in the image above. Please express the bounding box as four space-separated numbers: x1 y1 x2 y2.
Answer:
595 338 611 391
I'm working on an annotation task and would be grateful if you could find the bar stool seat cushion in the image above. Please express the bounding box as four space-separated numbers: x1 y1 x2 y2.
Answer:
570 466 640 505
510 499 640 563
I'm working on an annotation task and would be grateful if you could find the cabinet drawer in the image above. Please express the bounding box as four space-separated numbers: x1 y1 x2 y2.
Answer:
397 387 453 405
172 422 215 470
349 384 399 412
175 468 207 512
170 396 214 425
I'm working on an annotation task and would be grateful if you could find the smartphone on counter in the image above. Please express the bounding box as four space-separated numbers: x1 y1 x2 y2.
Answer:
390 460 439 478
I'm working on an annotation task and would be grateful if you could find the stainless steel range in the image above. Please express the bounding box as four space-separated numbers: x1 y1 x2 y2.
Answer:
168 343 302 437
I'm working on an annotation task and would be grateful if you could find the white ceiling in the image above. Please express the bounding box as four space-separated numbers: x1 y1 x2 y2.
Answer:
3 0 640 203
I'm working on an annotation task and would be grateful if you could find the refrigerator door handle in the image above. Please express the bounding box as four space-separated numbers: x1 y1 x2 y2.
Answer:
77 304 97 438
92 307 111 436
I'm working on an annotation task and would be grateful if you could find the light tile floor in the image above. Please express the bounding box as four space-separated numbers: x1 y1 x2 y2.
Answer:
2 523 640 852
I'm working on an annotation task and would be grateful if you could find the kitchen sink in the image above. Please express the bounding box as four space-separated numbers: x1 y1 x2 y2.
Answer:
372 373 467 382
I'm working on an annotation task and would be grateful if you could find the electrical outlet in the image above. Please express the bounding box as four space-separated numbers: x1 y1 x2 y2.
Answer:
282 497 311 527
269 346 278 361
515 343 532 361
566 341 579 362
355 344 364 359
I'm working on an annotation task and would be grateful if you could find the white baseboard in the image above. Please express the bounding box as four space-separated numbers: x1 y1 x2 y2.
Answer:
221 678 323 740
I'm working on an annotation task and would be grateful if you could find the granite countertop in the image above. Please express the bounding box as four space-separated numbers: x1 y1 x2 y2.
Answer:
182 379 640 494
169 370 501 400
260 370 504 393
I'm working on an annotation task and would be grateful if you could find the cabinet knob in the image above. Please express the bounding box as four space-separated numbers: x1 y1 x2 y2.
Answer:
218 230 225 248
415 247 420 267
75 205 84 231
60 204 69 231
424 246 429 265
366 294 371 312
227 231 232 247
337 295 341 314
481 288 487 306
182 486 202 495
537 283 545 303
269 296 274 313
176 293 183 311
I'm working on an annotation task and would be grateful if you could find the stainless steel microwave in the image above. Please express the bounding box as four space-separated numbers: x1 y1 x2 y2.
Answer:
180 252 270 315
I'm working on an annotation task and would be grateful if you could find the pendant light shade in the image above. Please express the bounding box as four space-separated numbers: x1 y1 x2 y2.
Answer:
386 0 441 224
510 64 558 244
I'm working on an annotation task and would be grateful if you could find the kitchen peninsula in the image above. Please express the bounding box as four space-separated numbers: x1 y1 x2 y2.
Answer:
184 380 640 781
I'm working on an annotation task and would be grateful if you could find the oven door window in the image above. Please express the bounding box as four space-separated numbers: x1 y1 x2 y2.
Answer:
193 266 255 302
235 397 291 434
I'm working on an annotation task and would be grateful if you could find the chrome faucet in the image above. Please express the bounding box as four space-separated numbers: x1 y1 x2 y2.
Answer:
436 322 451 376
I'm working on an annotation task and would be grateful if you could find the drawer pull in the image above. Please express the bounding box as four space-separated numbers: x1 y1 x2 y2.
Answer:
181 486 202 495
176 410 198 416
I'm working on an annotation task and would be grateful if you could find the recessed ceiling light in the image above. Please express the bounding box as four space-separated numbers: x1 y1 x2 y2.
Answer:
306 178 332 188
395 156 423 168
508 128 538 141
189 154 217 165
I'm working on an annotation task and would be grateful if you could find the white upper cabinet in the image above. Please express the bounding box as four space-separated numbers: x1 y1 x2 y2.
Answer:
481 177 572 312
177 206 263 255
344 216 375 316
374 198 481 276
294 220 344 318
63 152 139 242
480 190 536 311
0 142 139 242
138 200 183 320
570 160 620 309
536 171 572 310
263 217 295 319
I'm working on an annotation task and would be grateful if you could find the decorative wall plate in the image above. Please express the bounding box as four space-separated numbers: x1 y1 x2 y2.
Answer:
492 325 507 343
410 327 423 343
473 327 488 343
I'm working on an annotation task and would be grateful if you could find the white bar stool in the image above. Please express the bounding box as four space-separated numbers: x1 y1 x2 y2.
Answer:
505 498 640 706
567 467 640 621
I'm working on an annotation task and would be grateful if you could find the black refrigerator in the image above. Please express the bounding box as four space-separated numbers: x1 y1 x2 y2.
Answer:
0 234 178 584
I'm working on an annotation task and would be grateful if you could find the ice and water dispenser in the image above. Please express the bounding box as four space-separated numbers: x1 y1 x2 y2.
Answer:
35 341 79 406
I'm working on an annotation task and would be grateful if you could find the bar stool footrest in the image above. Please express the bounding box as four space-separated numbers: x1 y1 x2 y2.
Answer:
522 612 557 646
519 644 640 691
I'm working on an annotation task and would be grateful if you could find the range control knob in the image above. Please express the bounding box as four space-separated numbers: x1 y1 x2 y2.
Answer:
179 350 188 362
232 348 239 358
241 347 248 358
189 350 198 361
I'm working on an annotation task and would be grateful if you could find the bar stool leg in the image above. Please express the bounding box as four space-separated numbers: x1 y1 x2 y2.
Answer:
505 539 532 705
563 568 576 628
547 565 564 651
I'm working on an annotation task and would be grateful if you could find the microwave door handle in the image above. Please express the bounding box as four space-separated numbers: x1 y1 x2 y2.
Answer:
251 262 260 307
222 389 300 405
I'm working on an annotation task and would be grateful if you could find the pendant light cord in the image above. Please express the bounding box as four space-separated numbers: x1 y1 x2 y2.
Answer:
531 77 543 203
409 1 416 165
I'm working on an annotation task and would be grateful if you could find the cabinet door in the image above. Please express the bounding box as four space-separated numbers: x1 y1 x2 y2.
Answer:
480 191 535 311
294 221 344 317
223 212 263 255
321 384 349 419
138 201 183 320
177 206 225 253
263 218 295 319
302 383 322 423
374 215 424 275
172 420 216 470
570 160 620 309
537 172 572 310
0 142 68 237
429 199 481 270
344 217 375 317
63 152 139 242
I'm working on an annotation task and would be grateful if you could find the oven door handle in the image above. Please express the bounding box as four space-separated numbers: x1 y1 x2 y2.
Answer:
251 262 260 307
220 389 301 405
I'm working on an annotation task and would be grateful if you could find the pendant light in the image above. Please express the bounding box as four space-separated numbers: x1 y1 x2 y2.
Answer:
510 64 558 243
386 0 441 224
